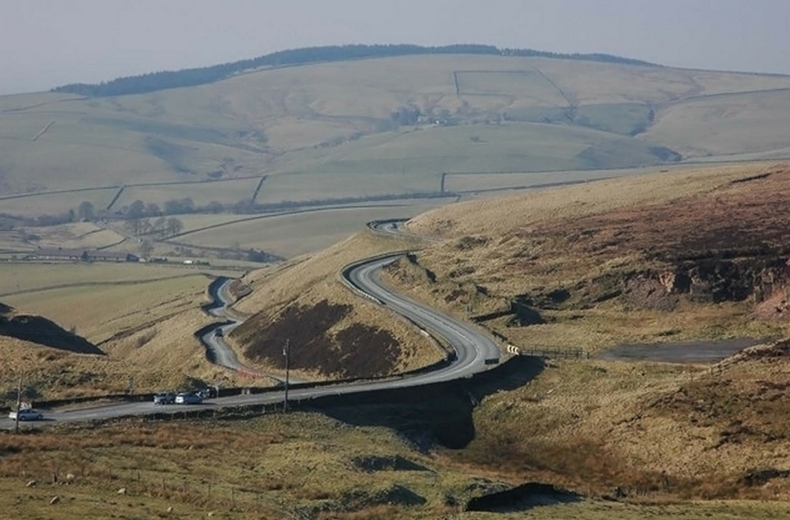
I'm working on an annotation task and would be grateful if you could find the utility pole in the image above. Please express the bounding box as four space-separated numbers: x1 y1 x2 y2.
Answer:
283 339 290 413
14 372 22 434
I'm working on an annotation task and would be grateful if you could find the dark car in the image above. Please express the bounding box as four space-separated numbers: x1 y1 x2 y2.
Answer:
175 392 203 405
153 392 176 405
214 328 223 338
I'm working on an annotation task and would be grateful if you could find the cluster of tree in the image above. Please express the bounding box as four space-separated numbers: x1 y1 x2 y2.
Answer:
245 248 277 263
0 214 20 231
31 212 76 227
125 216 184 238
15 191 452 234
390 105 422 126
500 48 655 66
215 246 281 264
77 198 198 221
3 210 81 228
52 44 656 97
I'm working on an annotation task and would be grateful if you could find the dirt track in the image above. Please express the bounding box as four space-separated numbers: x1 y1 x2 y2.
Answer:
597 337 773 363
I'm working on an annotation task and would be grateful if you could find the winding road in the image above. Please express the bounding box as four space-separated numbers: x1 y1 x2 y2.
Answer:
0 221 501 428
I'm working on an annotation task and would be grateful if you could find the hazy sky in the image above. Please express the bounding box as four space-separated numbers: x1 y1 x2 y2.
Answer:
2 0 789 95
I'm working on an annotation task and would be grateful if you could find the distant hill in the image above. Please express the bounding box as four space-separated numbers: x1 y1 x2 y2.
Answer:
51 44 656 97
3 51 790 221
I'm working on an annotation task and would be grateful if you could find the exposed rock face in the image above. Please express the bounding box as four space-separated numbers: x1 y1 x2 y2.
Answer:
629 257 790 309
515 257 790 315
754 289 790 320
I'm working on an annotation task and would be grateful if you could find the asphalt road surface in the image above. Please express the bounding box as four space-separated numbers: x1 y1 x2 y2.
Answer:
200 279 302 383
1 222 501 429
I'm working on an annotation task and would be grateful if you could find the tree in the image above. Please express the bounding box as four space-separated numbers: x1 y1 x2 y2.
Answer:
165 217 183 237
139 218 152 235
164 198 194 215
146 203 161 217
152 216 167 238
124 219 141 236
140 240 154 257
247 248 271 262
77 201 95 221
205 201 224 213
128 200 145 219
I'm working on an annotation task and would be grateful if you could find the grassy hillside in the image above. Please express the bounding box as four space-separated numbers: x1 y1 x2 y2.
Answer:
4 52 790 264
208 160 790 514
226 230 447 381
396 162 790 354
7 161 790 517
174 199 453 258
5 409 790 519
0 262 258 403
3 54 790 206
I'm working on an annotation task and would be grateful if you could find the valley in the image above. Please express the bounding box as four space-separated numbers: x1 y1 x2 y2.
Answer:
3 46 790 519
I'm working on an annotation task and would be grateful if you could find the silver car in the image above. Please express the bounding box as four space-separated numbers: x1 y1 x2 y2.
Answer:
175 392 203 405
8 409 43 421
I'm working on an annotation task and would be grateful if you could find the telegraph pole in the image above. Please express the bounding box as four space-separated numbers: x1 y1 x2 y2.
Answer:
283 339 290 413
14 372 22 434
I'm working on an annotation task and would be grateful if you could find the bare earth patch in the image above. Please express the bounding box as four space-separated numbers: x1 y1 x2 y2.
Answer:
228 231 444 380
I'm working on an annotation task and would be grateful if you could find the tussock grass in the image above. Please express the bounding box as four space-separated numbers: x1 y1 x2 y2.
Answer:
2 408 789 519
409 162 774 238
444 352 790 505
0 413 449 519
401 162 790 352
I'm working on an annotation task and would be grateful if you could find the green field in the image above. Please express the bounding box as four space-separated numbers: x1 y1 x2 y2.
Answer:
0 262 208 296
642 88 790 158
254 169 442 204
2 52 790 271
0 188 118 217
3 53 790 213
113 177 262 209
176 200 455 258
0 222 125 252
3 274 207 343
268 122 675 178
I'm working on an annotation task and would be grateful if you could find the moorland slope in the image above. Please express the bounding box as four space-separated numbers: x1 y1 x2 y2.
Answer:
216 161 790 506
397 162 790 351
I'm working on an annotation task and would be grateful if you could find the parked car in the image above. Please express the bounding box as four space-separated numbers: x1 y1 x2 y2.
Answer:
8 409 43 421
175 392 203 405
153 392 176 405
214 328 223 338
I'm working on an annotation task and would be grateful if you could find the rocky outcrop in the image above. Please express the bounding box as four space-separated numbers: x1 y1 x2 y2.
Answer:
512 256 790 316
629 257 790 309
